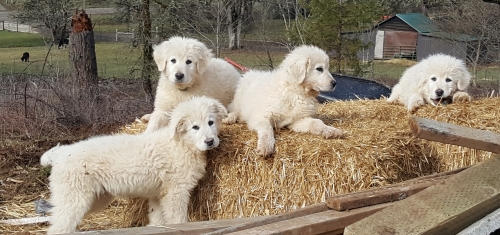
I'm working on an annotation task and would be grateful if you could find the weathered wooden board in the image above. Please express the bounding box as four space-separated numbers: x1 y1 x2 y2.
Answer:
205 202 329 235
458 207 500 235
68 215 272 235
327 167 467 211
225 203 390 235
344 154 500 235
409 116 500 153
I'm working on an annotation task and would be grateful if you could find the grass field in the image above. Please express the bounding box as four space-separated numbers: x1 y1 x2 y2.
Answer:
0 42 143 78
0 31 46 48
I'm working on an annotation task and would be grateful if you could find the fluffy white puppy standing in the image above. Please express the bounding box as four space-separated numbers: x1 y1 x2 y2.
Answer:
224 45 343 156
41 96 227 235
142 36 240 132
387 54 471 111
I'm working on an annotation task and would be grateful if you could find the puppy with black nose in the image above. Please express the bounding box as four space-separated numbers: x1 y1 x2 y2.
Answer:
388 54 471 111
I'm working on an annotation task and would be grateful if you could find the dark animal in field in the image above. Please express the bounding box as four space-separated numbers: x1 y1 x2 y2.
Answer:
21 52 30 62
58 38 69 49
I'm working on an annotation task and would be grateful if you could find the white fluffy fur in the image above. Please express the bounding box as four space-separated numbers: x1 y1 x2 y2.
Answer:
42 96 227 235
142 36 240 132
224 45 343 156
387 54 471 111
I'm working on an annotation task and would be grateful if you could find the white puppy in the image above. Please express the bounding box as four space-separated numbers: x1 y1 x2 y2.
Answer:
142 36 240 132
42 96 227 235
387 54 471 111
224 45 343 156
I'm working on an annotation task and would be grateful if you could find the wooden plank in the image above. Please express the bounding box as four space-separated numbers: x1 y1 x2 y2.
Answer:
344 154 500 235
409 116 500 153
327 167 468 211
204 203 329 235
457 206 500 235
68 215 272 235
226 203 390 235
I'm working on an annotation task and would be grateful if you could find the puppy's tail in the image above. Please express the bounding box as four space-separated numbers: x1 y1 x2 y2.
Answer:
40 143 61 166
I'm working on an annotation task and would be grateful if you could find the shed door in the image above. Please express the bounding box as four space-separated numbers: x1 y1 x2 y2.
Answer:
383 31 418 59
374 30 385 59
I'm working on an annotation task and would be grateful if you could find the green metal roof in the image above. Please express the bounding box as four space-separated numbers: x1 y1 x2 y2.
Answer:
395 13 439 33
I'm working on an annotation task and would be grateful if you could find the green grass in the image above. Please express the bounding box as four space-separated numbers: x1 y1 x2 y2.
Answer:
91 15 131 33
0 31 46 48
0 42 143 78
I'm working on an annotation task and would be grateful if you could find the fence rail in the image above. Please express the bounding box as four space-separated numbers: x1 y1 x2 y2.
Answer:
1 20 38 33
383 45 416 60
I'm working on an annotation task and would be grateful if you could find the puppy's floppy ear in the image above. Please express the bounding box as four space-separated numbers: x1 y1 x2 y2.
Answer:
288 57 311 84
211 100 228 120
169 115 187 139
195 44 214 74
455 67 471 91
153 43 168 71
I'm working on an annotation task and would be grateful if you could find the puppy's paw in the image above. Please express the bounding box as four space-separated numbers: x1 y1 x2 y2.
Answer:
452 91 471 103
140 113 152 123
322 126 343 139
407 96 425 112
223 113 238 124
256 138 275 157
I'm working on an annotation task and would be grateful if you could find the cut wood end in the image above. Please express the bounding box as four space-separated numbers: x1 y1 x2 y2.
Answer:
408 116 421 136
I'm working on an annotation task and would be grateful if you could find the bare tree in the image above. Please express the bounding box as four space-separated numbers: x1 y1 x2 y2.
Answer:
69 9 99 100
12 0 77 44
437 0 500 86
225 0 253 49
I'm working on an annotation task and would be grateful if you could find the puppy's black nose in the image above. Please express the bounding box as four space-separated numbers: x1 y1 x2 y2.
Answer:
205 138 214 147
435 89 444 97
331 80 337 89
175 73 184 81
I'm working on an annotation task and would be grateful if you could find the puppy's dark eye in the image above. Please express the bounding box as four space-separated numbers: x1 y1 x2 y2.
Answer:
171 59 176 64
192 125 199 130
431 77 437 81
208 120 214 126
186 60 192 65
445 78 452 82
316 67 324 73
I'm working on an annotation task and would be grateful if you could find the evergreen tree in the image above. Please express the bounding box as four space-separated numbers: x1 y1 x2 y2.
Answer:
289 0 382 75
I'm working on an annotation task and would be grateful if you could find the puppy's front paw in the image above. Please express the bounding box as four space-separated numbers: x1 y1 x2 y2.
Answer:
223 113 238 124
256 138 275 157
453 91 471 103
322 126 343 139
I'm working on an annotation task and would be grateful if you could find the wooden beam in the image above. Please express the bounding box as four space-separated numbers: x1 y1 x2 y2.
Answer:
205 203 329 235
327 167 468 211
225 203 390 235
409 116 500 153
344 154 500 235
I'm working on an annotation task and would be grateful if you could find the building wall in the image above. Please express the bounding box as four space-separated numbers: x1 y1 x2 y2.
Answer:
343 30 377 62
416 35 467 61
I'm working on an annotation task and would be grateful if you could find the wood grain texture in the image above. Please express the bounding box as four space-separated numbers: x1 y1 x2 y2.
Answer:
409 116 500 153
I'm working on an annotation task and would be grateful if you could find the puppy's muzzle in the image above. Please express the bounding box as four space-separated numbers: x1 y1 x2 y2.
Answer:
205 138 214 147
435 89 444 97
175 73 184 82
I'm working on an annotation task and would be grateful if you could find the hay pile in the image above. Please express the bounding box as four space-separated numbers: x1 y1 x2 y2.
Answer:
120 97 499 226
2 97 498 233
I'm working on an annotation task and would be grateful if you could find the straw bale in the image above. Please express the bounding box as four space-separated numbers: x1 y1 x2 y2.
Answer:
120 97 500 226
3 98 498 233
